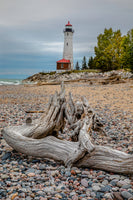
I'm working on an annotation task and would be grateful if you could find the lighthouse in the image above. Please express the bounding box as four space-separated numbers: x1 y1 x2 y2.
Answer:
56 21 74 71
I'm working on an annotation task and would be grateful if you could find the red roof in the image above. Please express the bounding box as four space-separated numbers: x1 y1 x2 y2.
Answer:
65 21 72 26
56 58 70 63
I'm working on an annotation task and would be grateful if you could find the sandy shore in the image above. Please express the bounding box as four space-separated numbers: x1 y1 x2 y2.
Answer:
0 81 133 199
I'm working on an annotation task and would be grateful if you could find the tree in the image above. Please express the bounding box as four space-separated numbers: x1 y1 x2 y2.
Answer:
75 61 80 70
120 29 133 71
88 56 94 69
94 28 123 71
82 56 87 70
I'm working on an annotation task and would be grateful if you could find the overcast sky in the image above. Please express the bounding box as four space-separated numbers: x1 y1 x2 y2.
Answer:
0 0 133 78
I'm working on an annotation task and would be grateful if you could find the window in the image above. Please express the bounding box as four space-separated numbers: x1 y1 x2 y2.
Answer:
66 42 68 46
67 33 69 36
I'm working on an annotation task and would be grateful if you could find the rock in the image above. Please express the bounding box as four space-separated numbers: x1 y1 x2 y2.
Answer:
65 170 71 177
100 185 112 192
121 191 133 199
81 179 88 187
122 184 132 189
104 193 113 199
110 180 117 186
27 173 35 177
72 195 78 200
71 170 76 175
110 175 120 180
102 180 109 185
1 174 9 179
117 180 127 187
92 185 101 191
2 152 11 160
113 192 123 200
11 193 18 200
55 194 62 199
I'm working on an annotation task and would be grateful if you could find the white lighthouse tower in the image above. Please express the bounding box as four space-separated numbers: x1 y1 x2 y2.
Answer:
56 21 74 71
63 21 74 70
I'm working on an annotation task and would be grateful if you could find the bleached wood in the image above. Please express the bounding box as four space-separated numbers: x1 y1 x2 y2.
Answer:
2 126 133 174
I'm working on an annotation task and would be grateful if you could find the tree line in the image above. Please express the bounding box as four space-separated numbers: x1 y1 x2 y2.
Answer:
75 28 133 72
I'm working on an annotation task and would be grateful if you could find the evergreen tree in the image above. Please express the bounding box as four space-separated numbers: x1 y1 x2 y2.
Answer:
88 56 94 69
75 61 80 70
82 56 87 70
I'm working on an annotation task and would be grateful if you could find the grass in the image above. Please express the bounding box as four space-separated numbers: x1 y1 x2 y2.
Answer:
39 69 100 76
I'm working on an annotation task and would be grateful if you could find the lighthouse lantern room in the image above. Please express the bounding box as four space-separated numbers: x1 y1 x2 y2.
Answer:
56 21 74 72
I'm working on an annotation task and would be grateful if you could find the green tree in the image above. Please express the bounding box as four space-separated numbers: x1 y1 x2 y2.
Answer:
82 56 87 70
94 28 123 71
88 56 95 69
75 61 80 70
121 29 133 72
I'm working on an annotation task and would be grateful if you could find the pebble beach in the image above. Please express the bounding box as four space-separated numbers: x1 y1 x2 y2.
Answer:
0 81 133 200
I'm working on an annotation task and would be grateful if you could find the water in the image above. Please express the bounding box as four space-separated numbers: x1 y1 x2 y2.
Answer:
0 79 22 85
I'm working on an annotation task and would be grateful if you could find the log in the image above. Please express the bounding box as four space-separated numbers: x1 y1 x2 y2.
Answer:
2 82 133 174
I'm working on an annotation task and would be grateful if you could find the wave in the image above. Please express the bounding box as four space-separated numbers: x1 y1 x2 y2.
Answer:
0 79 22 85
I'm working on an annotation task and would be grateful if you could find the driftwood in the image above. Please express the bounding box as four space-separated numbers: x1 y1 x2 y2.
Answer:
2 82 133 174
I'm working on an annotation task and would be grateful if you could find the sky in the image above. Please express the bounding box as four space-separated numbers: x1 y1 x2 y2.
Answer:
0 0 133 79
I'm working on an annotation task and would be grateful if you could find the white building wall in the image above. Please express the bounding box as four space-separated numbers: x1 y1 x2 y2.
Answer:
63 32 73 70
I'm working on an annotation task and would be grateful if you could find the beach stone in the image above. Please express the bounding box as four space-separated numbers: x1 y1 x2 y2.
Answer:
110 180 117 186
11 193 18 200
65 170 71 177
122 184 132 189
55 194 62 198
70 191 76 196
1 174 9 179
27 173 35 177
104 193 113 199
110 175 120 180
113 192 123 200
81 178 88 187
121 191 133 199
117 180 128 187
2 152 11 160
0 189 6 197
92 185 101 191
72 195 78 200
102 180 109 185
100 185 112 192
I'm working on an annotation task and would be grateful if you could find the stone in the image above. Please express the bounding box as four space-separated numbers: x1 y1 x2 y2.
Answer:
27 173 35 177
102 180 109 185
81 179 88 187
113 192 123 200
110 180 117 186
100 185 112 192
72 195 78 200
104 193 113 199
71 170 76 175
65 170 71 177
122 184 132 189
1 174 9 179
92 185 101 191
11 193 18 200
121 191 133 199
117 180 127 187
2 152 11 160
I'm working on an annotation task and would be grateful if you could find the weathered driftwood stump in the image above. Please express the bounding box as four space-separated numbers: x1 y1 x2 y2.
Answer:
2 83 133 174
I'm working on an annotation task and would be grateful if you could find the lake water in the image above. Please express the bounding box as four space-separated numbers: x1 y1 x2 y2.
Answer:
0 79 23 85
